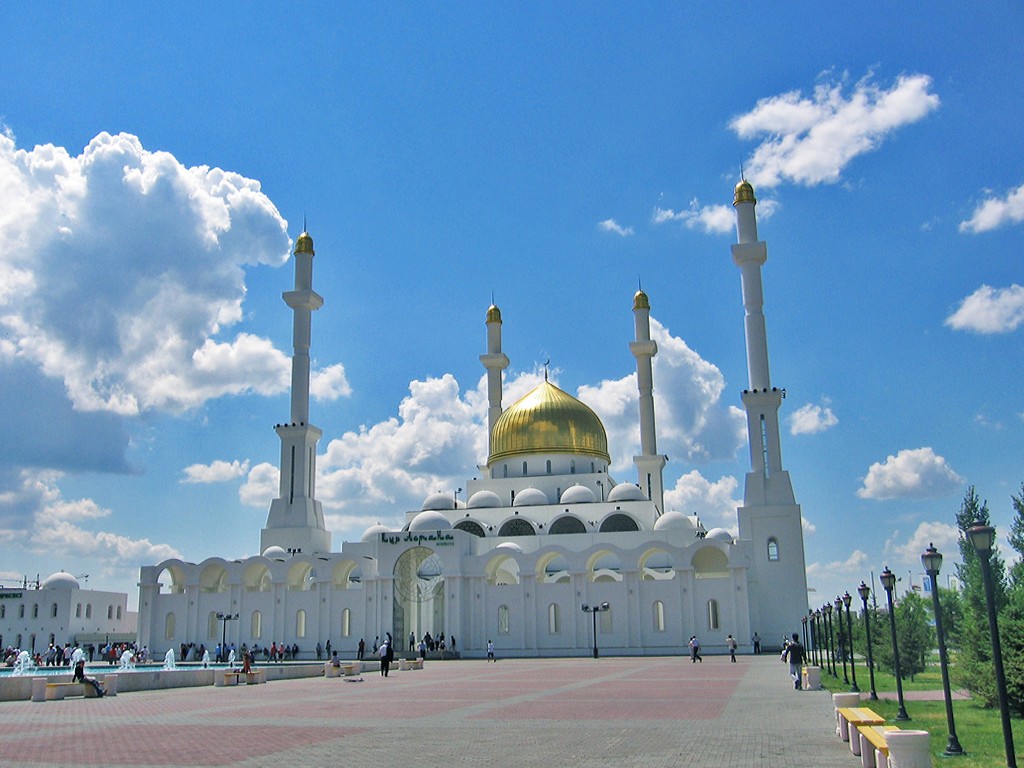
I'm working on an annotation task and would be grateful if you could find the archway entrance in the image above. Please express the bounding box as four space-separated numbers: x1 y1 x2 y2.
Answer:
393 547 445 650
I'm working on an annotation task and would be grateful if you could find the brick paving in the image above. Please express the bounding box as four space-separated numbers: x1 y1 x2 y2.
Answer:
0 655 859 768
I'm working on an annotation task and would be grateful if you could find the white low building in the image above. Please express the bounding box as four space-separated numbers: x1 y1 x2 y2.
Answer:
1 572 136 656
138 181 808 658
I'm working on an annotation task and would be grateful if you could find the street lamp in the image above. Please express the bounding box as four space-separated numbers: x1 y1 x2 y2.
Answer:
921 544 963 756
823 602 835 675
581 602 610 658
835 595 850 685
879 567 910 721
857 581 878 701
813 609 822 668
843 592 859 693
801 614 809 660
216 612 239 662
967 522 1016 768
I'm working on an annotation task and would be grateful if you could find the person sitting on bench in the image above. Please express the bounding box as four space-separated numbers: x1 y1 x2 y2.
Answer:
72 660 106 697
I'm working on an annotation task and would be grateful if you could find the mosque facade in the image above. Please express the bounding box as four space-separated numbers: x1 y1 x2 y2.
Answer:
137 182 808 659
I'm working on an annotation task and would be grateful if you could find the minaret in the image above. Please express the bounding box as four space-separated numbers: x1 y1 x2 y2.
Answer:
630 290 666 512
261 231 331 555
480 304 509 458
731 179 807 645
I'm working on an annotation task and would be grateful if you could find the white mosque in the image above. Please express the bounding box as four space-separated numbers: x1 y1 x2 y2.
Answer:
137 181 808 658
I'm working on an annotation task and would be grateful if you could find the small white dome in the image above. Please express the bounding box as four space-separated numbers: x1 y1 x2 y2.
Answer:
468 490 502 509
513 487 548 506
262 546 287 559
607 483 646 502
422 492 456 511
409 510 453 532
495 542 523 553
360 523 392 542
653 511 696 531
560 484 596 504
705 527 733 542
41 571 80 590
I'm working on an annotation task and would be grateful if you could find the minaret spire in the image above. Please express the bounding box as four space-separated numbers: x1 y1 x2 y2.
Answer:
630 288 666 512
480 302 509 457
261 229 331 555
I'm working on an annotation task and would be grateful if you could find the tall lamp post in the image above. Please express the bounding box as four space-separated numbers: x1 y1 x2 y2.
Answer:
857 582 878 701
824 602 835 675
835 595 850 685
967 523 1016 768
879 567 910 721
843 592 860 693
216 612 239 662
813 609 822 668
802 614 809 661
921 544 963 756
581 602 610 659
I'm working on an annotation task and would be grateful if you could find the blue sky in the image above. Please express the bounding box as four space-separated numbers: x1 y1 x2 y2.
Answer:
1 3 1021 610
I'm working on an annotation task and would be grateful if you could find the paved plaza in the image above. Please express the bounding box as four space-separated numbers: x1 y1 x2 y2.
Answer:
0 655 858 768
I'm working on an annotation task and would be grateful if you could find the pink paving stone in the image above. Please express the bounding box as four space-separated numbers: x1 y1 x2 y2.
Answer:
3 724 360 766
471 697 725 720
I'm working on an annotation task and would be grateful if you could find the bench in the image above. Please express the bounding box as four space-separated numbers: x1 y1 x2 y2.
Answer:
245 669 266 684
836 708 886 756
44 682 101 701
340 662 361 676
325 662 342 677
858 725 900 768
215 671 244 687
407 658 423 670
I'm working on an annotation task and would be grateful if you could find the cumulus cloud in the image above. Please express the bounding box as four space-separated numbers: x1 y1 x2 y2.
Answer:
311 363 352 400
888 520 961 563
653 198 779 235
181 459 250 484
0 130 299 416
806 549 869 580
788 401 838 435
731 72 940 188
857 447 963 500
945 284 1024 334
663 470 740 527
959 182 1024 233
598 218 634 237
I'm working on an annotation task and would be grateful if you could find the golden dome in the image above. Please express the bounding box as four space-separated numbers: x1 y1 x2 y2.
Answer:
633 289 650 311
488 381 610 464
486 304 502 323
294 231 315 255
733 180 756 207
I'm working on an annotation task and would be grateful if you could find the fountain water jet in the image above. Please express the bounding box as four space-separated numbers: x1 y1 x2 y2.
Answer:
119 650 135 671
163 648 176 670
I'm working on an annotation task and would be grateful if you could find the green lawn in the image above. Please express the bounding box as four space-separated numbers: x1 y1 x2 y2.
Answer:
819 664 1024 767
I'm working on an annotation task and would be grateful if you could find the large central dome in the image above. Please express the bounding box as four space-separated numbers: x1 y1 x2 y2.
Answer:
488 381 610 464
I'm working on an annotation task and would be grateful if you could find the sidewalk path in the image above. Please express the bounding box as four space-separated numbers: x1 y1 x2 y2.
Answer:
0 655 865 768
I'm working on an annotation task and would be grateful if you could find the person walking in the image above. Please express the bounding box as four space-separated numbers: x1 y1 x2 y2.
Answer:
688 635 702 663
780 632 805 690
726 634 738 662
379 638 392 677
357 638 365 660
486 639 495 662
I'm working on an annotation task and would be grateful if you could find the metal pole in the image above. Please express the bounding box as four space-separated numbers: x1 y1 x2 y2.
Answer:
836 598 850 684
844 597 859 693
926 567 963 755
978 549 1016 767
592 609 599 659
882 579 910 721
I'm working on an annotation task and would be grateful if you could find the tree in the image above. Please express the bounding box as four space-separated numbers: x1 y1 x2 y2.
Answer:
874 590 930 681
1008 483 1024 589
936 586 962 651
1001 483 1024 714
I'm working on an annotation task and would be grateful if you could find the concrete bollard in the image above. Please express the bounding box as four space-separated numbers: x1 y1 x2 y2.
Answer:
885 730 931 768
31 677 47 703
104 674 117 696
832 692 861 740
802 666 821 690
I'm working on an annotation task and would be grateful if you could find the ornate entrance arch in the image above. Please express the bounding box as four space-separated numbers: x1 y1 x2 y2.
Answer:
393 547 445 649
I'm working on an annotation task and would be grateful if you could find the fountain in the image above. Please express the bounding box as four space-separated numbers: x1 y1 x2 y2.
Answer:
227 649 236 667
70 647 85 666
11 651 35 676
163 648 176 670
201 650 210 669
119 650 136 671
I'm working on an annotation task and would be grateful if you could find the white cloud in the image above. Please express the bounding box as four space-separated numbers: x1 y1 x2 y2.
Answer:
311 363 352 400
945 284 1024 334
730 73 940 188
857 447 963 500
788 402 838 435
653 199 779 235
802 517 817 534
239 462 279 507
806 549 869 580
182 459 250 484
959 182 1024 233
889 520 961 564
663 470 740 526
0 130 310 416
598 218 634 237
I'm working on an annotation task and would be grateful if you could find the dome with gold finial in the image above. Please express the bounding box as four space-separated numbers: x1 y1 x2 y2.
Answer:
733 180 756 207
488 380 610 464
633 289 650 311
294 231 315 255
486 304 502 323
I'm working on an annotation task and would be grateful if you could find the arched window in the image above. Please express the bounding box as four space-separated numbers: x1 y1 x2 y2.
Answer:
74 604 80 618
251 610 262 639
164 612 176 640
32 604 38 618
498 605 510 635
296 609 307 638
341 608 351 637
107 605 113 620
653 601 665 632
707 599 720 631
85 604 92 619
116 606 122 620
503 464 508 478
767 537 780 562
454 520 486 537
570 460 576 474
51 603 58 618
522 461 528 476
548 603 561 634
546 459 552 474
